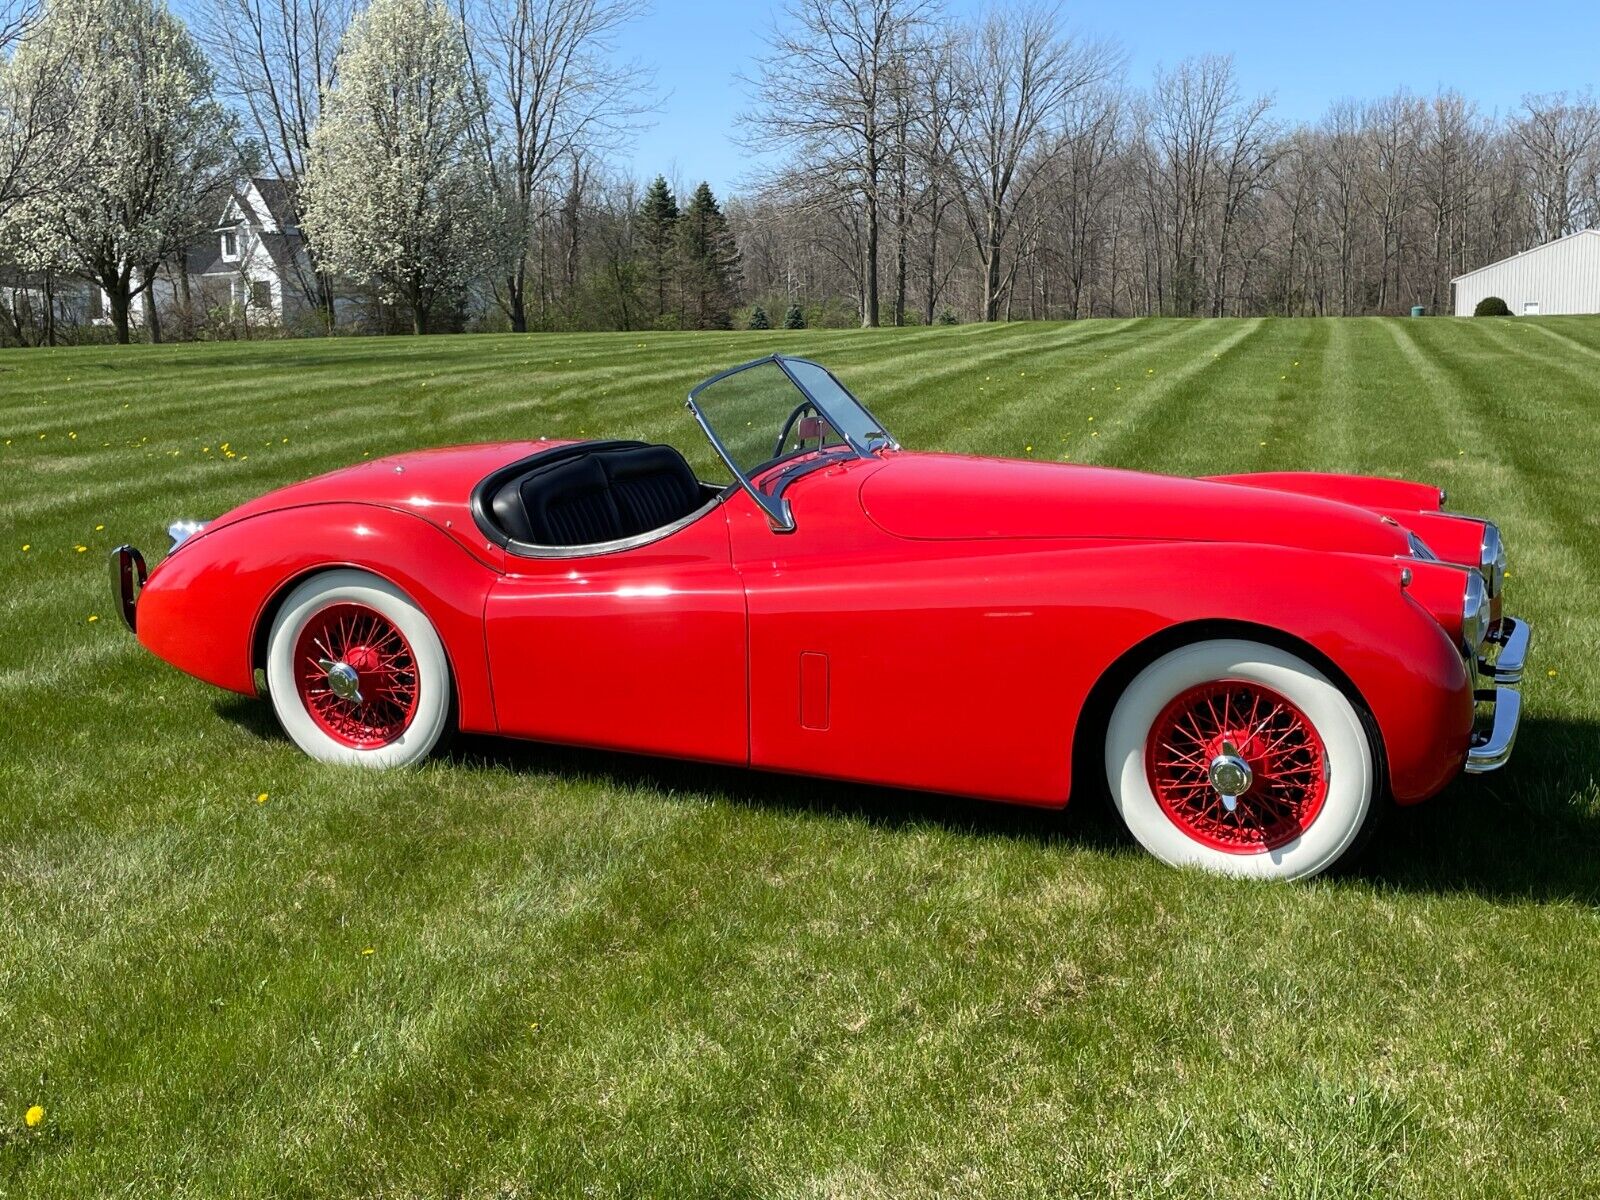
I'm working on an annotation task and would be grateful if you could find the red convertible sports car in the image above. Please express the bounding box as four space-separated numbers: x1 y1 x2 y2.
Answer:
113 354 1529 880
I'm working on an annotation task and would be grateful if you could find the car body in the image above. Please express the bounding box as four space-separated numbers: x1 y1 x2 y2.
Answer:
113 354 1530 879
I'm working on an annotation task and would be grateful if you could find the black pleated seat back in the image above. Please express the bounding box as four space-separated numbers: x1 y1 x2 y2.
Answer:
598 446 703 537
488 443 703 547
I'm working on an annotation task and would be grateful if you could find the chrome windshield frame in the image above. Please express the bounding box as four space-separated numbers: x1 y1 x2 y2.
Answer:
685 354 898 531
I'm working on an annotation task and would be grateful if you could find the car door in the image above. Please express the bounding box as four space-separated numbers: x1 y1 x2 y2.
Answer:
482 501 749 765
725 459 1069 807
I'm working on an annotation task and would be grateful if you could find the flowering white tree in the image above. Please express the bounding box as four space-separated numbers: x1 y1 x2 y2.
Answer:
0 0 74 228
2 0 241 342
301 0 493 334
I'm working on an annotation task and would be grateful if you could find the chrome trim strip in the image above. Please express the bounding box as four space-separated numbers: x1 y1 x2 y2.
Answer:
1466 686 1522 774
1478 615 1530 684
502 490 730 559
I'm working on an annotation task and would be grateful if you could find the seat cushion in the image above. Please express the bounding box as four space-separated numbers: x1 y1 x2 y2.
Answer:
494 455 625 546
598 445 703 537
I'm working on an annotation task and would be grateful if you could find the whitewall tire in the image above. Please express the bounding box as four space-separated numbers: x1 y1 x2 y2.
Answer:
265 569 451 768
1104 638 1375 881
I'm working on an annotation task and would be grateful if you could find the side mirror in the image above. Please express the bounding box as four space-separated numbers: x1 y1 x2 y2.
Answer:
796 415 822 440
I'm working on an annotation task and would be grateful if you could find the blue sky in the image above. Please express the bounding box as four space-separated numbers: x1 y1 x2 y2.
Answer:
611 0 1600 196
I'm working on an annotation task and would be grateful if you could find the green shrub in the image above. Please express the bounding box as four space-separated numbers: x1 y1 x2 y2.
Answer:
748 305 770 330
783 304 806 330
1473 296 1512 317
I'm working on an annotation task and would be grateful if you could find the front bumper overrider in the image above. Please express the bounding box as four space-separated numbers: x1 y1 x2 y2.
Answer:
1465 615 1531 774
110 545 147 632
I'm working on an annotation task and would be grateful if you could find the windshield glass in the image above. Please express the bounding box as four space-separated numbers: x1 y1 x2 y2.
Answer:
689 357 891 475
686 356 895 529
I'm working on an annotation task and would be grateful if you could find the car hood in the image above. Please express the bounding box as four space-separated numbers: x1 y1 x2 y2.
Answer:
859 451 1414 557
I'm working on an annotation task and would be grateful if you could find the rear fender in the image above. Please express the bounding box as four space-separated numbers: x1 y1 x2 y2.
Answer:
135 503 499 732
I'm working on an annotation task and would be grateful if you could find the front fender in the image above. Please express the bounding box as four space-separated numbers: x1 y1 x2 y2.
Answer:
135 503 500 732
1057 540 1474 805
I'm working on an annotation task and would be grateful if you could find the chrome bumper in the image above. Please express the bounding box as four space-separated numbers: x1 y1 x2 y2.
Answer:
1465 616 1531 774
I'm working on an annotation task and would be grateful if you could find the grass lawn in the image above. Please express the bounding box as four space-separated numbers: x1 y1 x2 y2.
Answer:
2 317 1598 1197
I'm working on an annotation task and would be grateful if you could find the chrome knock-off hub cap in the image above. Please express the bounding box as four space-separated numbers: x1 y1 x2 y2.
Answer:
1207 740 1253 812
318 657 364 705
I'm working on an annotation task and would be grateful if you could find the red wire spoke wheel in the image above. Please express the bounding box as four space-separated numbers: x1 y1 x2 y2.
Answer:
291 602 420 748
1144 679 1329 853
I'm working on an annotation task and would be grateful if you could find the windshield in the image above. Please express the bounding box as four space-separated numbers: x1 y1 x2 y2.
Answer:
686 356 895 528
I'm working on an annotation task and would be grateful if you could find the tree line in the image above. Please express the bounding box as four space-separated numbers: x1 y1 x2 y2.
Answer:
2 0 1598 343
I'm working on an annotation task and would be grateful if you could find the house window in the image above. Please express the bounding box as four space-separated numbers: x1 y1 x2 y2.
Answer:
89 289 104 319
250 281 272 311
222 231 238 260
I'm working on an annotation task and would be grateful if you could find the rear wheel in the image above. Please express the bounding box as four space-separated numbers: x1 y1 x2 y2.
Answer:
265 570 451 768
1104 639 1375 880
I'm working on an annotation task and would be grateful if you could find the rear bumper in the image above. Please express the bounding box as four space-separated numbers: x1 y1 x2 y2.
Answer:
1465 616 1530 774
110 545 147 632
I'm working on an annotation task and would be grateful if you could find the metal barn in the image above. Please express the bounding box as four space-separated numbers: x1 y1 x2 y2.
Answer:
1452 229 1600 316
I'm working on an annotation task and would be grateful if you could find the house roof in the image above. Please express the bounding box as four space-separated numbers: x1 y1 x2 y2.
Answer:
1450 228 1600 282
214 177 301 233
251 178 299 228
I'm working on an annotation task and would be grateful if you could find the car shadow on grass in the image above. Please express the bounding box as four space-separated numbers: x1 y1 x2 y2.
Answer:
216 697 1598 904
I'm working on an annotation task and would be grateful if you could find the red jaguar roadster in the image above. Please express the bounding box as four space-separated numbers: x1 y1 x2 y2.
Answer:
113 355 1529 880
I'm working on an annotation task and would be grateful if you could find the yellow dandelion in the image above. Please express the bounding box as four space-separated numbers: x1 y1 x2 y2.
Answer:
95 524 104 531
1025 445 1033 452
529 1022 541 1032
361 946 375 956
74 545 87 553
69 431 77 440
256 792 268 804
87 615 99 623
20 544 29 552
1548 669 1558 677
24 1105 44 1128
1259 441 1267 446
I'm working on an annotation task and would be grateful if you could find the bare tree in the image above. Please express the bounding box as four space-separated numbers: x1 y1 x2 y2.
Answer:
460 0 651 332
1515 91 1600 242
742 0 935 327
200 0 350 322
949 5 1115 321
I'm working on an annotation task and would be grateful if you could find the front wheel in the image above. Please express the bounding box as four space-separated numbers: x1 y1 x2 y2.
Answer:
265 569 452 768
1104 639 1376 880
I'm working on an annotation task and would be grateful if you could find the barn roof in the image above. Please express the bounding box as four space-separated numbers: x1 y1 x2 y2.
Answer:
1451 228 1600 283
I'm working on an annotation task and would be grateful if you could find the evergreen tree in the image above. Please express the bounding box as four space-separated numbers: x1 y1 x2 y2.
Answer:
677 181 740 331
748 304 770 329
783 304 806 330
637 175 679 324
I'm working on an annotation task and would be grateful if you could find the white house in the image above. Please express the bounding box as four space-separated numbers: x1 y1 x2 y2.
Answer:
186 177 316 323
1451 229 1600 316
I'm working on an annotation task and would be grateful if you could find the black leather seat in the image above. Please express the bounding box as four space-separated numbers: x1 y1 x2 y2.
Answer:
599 445 704 538
488 443 703 546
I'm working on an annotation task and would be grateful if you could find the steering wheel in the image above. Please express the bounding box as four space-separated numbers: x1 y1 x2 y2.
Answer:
772 400 823 459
